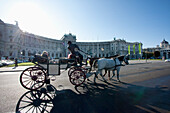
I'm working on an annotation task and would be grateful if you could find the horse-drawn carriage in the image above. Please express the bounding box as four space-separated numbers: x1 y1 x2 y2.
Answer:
20 53 129 91
20 54 95 91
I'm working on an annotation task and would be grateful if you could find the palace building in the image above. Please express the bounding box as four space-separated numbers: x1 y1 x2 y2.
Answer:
143 39 170 59
0 19 142 60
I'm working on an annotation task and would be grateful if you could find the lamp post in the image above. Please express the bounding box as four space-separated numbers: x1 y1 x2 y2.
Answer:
145 51 148 63
101 48 104 51
101 48 104 57
21 51 23 61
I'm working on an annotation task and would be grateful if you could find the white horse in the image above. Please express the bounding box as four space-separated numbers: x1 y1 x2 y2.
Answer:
92 55 129 83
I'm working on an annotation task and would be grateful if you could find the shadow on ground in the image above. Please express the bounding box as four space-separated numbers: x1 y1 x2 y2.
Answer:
16 81 170 113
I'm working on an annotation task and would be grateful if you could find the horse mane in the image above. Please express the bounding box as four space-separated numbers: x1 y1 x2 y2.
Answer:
105 54 119 59
89 57 99 67
117 55 124 61
93 59 98 68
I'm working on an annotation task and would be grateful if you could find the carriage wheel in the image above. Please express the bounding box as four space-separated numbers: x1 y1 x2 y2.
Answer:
16 90 53 113
20 67 46 90
68 67 76 76
69 69 86 86
68 67 87 76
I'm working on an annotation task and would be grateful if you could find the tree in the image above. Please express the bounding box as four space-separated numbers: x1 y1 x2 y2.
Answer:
154 51 160 58
143 51 154 59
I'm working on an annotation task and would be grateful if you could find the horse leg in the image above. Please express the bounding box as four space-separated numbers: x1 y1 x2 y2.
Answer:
99 70 107 82
94 70 99 84
108 70 110 79
110 70 115 80
116 67 121 82
103 69 107 77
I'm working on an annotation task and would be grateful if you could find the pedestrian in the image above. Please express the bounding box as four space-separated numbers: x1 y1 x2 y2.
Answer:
15 58 18 68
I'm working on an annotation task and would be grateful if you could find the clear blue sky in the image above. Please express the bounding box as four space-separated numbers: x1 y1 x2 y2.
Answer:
0 0 170 48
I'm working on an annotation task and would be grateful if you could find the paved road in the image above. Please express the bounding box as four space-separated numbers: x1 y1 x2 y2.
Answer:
0 61 170 113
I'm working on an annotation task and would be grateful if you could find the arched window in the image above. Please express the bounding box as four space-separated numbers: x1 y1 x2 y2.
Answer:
33 51 36 55
28 50 31 56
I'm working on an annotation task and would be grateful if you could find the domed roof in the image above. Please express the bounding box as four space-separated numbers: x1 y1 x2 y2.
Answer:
161 39 169 44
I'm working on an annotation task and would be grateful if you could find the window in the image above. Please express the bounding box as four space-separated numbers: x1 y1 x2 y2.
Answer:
0 32 2 38
33 51 36 55
9 52 12 56
28 51 31 56
122 46 124 50
10 38 13 42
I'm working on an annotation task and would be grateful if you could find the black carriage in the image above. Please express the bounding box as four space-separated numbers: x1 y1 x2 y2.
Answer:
20 54 93 91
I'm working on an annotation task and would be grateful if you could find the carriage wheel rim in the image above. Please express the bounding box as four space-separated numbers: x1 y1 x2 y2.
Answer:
69 69 86 86
20 67 46 90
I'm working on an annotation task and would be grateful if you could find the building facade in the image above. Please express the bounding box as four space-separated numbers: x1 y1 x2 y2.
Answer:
0 20 142 60
160 39 170 59
143 39 170 59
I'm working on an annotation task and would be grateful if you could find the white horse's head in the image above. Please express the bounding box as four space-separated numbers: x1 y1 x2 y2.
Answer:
124 54 129 65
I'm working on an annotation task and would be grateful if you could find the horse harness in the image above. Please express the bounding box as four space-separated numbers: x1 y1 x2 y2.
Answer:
105 58 125 71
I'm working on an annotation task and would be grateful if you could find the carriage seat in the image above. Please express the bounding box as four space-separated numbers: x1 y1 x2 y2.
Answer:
32 54 48 64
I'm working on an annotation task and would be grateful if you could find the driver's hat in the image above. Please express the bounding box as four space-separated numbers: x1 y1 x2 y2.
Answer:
68 41 72 44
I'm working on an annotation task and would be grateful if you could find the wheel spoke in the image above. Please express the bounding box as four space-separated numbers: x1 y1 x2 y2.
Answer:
18 103 33 111
20 67 46 90
23 73 31 77
25 81 31 87
25 105 34 113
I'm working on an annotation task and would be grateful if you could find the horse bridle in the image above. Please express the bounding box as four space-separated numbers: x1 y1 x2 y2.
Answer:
113 58 125 68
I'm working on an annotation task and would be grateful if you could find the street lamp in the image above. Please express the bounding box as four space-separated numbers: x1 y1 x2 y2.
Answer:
21 51 23 61
145 51 148 63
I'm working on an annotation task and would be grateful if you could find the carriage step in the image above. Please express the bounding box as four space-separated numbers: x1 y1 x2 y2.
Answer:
83 66 91 69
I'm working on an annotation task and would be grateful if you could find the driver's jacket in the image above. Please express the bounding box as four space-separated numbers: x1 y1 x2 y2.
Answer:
67 44 80 55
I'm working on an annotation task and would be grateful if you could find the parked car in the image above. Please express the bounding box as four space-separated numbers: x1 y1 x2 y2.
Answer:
1 60 15 66
165 59 170 62
0 61 3 67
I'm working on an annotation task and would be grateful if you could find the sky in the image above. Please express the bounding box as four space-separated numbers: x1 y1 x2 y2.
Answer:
0 0 170 48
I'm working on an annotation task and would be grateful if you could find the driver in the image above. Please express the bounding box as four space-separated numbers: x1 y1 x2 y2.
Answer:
67 41 83 65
